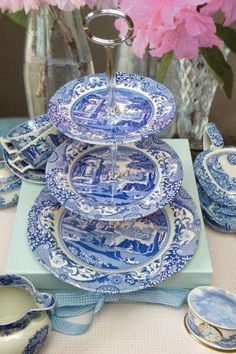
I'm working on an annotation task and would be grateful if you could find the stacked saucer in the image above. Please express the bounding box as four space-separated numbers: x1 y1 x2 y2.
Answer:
1 115 65 184
194 123 236 233
0 160 21 208
26 70 200 294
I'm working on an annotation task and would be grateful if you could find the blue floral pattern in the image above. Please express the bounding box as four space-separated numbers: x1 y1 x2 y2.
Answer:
197 182 236 232
205 122 224 149
0 161 21 193
0 275 55 334
46 136 183 221
194 147 236 207
189 287 236 329
0 193 19 209
2 115 54 183
27 187 200 293
23 325 49 354
48 72 176 145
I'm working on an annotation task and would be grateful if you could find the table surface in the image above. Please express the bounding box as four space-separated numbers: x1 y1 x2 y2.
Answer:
1 206 236 354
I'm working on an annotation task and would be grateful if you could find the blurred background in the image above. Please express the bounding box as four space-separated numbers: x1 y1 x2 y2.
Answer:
0 12 235 144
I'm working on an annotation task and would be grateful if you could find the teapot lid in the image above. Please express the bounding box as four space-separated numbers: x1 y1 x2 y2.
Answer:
194 124 236 207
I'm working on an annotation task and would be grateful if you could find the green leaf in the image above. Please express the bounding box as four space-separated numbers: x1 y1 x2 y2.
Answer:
7 11 27 28
156 52 173 83
200 46 233 99
216 23 236 54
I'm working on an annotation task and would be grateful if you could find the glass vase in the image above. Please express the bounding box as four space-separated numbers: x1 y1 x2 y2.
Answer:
24 5 94 118
170 47 229 150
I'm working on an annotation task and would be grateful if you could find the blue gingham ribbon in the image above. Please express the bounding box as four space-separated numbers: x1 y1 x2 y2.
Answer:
52 288 189 335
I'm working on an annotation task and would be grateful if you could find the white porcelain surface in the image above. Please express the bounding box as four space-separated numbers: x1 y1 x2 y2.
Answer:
0 275 55 354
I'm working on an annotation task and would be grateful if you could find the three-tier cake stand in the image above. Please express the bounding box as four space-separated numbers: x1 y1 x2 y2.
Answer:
27 10 200 293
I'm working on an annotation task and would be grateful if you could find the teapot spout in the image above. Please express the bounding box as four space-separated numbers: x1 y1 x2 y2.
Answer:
35 291 56 312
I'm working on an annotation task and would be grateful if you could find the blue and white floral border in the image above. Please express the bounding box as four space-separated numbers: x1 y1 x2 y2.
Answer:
46 136 183 221
48 72 176 145
27 187 200 294
194 147 236 207
2 115 51 184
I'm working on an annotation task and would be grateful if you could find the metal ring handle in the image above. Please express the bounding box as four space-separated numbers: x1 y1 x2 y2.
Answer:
83 9 134 46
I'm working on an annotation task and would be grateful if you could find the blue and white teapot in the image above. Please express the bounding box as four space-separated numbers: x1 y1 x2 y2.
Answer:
0 274 55 354
194 123 236 232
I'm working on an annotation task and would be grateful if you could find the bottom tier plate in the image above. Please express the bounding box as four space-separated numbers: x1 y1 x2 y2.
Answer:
27 187 200 293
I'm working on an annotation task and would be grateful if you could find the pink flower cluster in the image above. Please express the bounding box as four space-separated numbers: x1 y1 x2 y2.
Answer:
1 0 236 59
0 0 118 13
0 0 41 13
118 0 236 59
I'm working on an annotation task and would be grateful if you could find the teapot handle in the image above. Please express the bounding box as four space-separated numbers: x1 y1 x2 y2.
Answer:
203 123 224 151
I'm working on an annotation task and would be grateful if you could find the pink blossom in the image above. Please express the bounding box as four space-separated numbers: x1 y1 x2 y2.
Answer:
201 0 236 26
151 9 222 59
0 0 119 12
51 0 119 11
0 0 10 11
84 0 119 9
44 0 92 11
1 0 41 13
118 0 223 59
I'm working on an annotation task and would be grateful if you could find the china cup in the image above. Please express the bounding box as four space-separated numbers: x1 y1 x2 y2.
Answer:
185 286 236 352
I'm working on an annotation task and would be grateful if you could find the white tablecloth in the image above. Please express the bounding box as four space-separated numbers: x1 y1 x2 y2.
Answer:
1 206 236 354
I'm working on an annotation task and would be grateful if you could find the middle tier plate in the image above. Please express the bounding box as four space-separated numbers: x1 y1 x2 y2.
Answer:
46 136 183 221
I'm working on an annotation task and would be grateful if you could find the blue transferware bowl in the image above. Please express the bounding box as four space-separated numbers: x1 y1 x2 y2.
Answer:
194 123 236 208
197 181 236 233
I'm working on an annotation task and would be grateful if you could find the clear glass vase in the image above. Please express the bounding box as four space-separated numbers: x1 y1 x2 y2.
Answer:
170 47 229 150
115 43 176 138
24 5 94 118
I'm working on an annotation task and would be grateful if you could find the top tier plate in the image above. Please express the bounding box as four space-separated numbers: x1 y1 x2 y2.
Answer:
48 72 176 145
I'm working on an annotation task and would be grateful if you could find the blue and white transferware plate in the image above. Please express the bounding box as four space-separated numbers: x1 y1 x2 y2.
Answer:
185 286 236 351
197 182 236 233
27 187 200 293
3 146 45 184
0 161 21 208
2 115 52 184
194 147 236 208
0 160 21 194
46 136 183 221
48 72 176 145
0 189 19 209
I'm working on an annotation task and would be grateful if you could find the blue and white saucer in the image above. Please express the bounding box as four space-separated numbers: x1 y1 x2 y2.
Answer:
46 136 183 221
185 286 236 352
48 72 176 145
197 182 236 233
0 160 21 193
0 161 21 208
27 187 200 293
194 147 236 208
3 148 46 184
2 116 52 184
